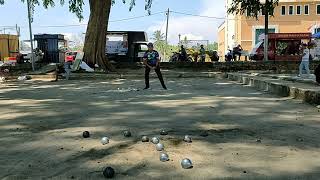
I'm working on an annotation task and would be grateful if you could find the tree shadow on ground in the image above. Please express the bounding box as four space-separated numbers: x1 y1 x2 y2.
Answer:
0 77 320 179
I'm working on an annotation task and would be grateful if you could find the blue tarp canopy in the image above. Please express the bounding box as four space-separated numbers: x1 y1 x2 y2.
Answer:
312 32 320 38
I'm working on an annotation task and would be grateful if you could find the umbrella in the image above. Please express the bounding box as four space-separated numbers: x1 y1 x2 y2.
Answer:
312 32 320 39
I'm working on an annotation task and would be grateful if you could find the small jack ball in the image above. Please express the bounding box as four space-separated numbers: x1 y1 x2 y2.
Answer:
103 167 115 178
82 131 90 138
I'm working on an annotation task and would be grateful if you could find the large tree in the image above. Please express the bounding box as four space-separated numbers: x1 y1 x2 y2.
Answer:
0 0 153 71
227 0 279 18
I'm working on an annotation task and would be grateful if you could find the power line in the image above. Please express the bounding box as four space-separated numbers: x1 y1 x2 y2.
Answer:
3 11 165 29
170 10 314 23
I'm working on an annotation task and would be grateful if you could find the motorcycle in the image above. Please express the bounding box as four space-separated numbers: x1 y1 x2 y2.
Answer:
169 52 193 63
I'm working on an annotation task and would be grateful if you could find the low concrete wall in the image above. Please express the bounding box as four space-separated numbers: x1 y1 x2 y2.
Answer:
114 61 320 73
227 73 320 105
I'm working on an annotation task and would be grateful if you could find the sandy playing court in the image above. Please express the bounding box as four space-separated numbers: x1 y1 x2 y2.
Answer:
0 77 320 180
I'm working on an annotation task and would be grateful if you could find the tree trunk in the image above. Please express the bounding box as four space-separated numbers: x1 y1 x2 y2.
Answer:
83 0 115 72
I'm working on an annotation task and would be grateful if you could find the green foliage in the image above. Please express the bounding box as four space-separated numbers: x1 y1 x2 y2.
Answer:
227 0 279 18
0 0 153 20
207 42 218 51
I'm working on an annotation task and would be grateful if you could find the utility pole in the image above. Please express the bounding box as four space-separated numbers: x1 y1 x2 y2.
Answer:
164 8 170 62
27 0 35 71
178 34 181 46
264 0 269 62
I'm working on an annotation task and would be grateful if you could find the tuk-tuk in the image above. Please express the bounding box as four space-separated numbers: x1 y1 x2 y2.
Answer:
106 31 148 63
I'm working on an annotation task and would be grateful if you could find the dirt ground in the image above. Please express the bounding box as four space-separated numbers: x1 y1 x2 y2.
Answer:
0 76 320 180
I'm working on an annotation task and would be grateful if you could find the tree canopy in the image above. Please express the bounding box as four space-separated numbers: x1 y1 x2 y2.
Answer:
227 0 279 18
0 0 153 20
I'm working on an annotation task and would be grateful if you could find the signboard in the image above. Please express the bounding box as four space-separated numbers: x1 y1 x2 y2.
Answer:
106 41 128 55
269 33 311 39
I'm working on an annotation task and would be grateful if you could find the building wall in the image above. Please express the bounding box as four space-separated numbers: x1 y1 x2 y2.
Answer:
218 24 225 58
218 0 320 58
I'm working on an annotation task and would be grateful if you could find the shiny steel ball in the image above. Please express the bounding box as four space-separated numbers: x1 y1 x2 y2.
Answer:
151 137 160 144
156 143 164 151
141 136 149 142
101 137 110 145
160 129 168 135
181 158 193 169
183 135 192 143
123 130 132 137
160 153 169 162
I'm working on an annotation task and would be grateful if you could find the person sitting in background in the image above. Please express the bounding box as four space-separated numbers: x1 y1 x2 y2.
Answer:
199 45 206 62
225 49 233 62
232 44 243 61
179 45 187 62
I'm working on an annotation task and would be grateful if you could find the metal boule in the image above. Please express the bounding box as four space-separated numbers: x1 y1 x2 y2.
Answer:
123 130 132 137
82 131 90 138
160 153 169 162
141 135 149 142
160 129 168 135
101 137 110 145
156 143 164 151
181 158 193 169
151 137 160 144
183 135 192 143
103 166 115 178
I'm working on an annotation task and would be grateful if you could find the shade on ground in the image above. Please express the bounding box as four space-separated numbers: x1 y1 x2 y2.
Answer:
0 78 319 180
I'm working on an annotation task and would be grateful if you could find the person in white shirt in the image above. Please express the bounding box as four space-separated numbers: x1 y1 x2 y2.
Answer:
298 44 311 77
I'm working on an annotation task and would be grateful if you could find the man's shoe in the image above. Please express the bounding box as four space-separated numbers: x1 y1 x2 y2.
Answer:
143 87 150 90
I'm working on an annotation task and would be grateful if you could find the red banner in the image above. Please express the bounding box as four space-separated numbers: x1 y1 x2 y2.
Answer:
269 33 311 39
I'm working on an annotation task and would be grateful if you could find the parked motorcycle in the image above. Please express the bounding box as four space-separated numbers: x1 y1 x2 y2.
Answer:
169 52 193 63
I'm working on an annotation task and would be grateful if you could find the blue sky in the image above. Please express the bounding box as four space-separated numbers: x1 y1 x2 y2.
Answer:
0 0 225 44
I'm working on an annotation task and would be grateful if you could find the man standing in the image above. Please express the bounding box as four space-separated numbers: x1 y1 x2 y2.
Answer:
143 43 167 90
199 45 206 62
298 44 311 77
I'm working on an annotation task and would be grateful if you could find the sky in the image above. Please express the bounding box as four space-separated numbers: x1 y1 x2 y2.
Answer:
0 0 225 44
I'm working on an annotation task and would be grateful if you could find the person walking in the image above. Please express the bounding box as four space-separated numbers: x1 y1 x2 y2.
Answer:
143 43 167 90
298 43 311 77
199 45 206 62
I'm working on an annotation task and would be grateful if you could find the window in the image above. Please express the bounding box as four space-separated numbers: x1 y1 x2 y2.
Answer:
317 4 320 15
296 5 301 15
304 5 309 15
289 5 294 15
281 6 286 15
315 28 320 34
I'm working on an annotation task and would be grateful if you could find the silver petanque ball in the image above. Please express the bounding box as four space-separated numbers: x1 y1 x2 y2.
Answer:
160 129 168 135
123 130 132 137
183 135 192 143
181 158 193 169
151 137 160 144
141 135 149 142
160 153 169 162
101 137 110 145
156 143 164 151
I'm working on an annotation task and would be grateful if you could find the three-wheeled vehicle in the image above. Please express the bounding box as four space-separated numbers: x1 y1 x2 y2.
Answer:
106 31 148 63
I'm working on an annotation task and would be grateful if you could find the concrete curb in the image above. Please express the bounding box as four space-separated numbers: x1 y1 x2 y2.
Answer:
227 73 320 105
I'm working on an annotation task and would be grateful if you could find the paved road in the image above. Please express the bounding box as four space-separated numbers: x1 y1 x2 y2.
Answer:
0 77 319 180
